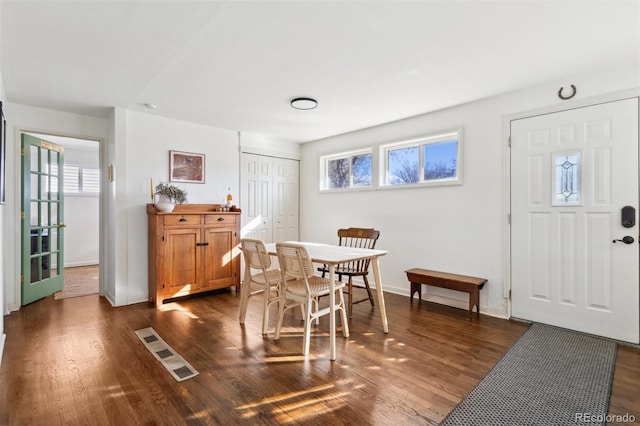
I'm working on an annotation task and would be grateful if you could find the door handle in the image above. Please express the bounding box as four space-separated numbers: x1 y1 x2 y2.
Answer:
612 236 635 244
58 223 66 228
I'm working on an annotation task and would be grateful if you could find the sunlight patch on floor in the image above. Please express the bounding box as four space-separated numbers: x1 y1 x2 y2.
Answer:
272 390 349 415
263 353 319 363
236 382 351 423
236 383 335 410
158 302 200 319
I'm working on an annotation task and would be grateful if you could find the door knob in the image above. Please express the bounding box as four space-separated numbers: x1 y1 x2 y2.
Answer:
58 223 66 228
612 236 635 244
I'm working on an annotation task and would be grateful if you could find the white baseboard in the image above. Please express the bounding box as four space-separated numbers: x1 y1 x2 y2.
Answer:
378 283 508 319
64 261 99 268
104 292 116 307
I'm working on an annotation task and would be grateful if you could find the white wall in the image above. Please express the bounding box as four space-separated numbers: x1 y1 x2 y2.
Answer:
3 63 637 327
64 197 99 267
299 64 640 318
103 108 123 306
240 132 301 159
121 111 241 305
0 1 6 364
63 147 99 267
0 105 266 312
2 103 108 313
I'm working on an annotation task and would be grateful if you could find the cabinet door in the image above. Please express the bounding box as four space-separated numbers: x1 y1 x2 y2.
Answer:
164 228 201 298
202 226 236 289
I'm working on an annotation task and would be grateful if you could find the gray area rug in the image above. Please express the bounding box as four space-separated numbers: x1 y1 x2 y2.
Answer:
440 323 617 426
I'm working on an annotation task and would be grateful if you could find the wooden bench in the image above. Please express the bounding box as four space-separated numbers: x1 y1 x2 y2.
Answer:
405 268 487 318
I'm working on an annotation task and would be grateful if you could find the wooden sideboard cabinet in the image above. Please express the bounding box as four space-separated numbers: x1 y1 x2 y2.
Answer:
147 204 241 307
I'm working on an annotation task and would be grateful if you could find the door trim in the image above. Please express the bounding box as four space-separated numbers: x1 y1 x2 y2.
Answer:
7 127 104 312
502 88 640 319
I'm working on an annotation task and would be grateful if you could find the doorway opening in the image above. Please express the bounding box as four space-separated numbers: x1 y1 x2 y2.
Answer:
22 132 101 302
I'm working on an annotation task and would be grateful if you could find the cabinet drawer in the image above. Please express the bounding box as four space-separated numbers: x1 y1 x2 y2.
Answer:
163 215 201 226
204 214 236 226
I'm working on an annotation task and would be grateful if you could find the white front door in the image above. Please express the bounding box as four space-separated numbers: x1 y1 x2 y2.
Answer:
511 98 639 343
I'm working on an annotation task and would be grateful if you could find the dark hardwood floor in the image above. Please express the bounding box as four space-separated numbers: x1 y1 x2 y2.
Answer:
1 290 638 425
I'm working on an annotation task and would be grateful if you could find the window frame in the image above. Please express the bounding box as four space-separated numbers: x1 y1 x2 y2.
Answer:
319 148 373 192
379 128 463 188
318 128 463 193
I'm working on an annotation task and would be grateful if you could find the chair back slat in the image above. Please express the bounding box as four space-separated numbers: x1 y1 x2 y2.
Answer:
337 228 380 272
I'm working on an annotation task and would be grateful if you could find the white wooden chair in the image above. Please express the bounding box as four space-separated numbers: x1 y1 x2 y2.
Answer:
274 242 349 356
239 238 282 335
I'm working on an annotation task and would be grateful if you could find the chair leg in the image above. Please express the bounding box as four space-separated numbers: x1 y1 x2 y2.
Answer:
313 296 320 325
239 281 250 324
348 276 353 318
303 301 313 356
261 286 270 335
274 295 286 340
363 275 375 307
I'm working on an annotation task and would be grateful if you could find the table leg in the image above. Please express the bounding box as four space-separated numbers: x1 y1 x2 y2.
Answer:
329 264 336 361
371 257 389 333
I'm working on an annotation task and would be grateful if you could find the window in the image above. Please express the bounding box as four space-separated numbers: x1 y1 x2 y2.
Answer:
381 129 462 187
318 128 462 192
320 149 372 191
51 163 100 195
553 152 580 205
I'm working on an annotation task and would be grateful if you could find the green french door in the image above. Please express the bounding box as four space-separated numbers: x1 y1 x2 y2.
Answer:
21 134 65 305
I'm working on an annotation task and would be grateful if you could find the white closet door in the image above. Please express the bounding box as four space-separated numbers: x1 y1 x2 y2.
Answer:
273 158 287 242
240 153 259 240
240 153 272 242
256 156 273 242
241 153 299 243
286 159 300 241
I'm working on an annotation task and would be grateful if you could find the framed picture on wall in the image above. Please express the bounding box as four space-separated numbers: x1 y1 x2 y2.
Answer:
0 101 6 204
169 150 205 184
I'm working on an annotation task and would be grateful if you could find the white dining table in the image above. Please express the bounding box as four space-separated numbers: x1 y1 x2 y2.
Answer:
264 241 389 360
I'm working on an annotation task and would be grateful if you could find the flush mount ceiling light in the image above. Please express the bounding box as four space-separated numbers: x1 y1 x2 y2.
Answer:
290 97 318 110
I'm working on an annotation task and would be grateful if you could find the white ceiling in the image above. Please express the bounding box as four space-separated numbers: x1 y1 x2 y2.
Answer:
2 1 639 143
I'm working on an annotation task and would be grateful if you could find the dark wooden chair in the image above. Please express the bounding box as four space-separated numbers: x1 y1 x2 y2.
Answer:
319 227 380 318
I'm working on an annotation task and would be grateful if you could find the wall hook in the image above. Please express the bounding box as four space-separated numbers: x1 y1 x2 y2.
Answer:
558 85 577 100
